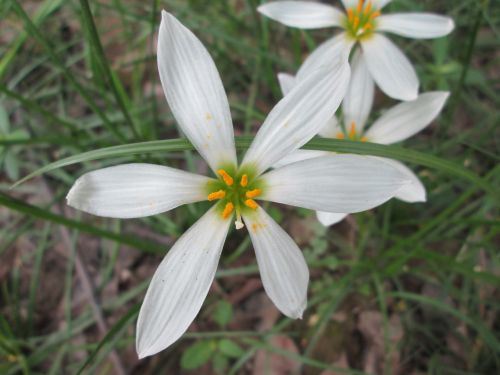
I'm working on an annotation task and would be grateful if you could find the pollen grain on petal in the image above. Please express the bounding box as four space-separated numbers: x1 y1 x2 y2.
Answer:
222 202 234 219
218 169 234 186
240 174 248 187
205 113 213 121
244 199 258 210
245 189 262 198
336 132 345 139
207 190 226 201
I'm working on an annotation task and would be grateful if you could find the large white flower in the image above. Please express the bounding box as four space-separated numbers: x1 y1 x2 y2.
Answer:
276 56 449 226
258 0 454 101
66 11 410 358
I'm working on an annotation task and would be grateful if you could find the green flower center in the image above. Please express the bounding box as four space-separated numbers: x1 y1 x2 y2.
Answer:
344 0 381 40
206 166 264 229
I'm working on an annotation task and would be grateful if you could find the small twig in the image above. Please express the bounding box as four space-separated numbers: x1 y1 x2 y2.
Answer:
42 180 126 375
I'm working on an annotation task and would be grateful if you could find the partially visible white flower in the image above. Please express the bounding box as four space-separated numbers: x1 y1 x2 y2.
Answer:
67 11 409 358
259 0 454 101
276 56 449 226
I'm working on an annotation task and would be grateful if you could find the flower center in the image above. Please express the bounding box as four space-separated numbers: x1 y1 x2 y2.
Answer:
206 168 263 229
345 0 380 40
336 121 368 142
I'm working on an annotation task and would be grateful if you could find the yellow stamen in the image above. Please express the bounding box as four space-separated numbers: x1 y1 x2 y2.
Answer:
360 136 368 143
336 132 345 139
364 23 373 30
245 189 262 198
347 8 354 22
240 174 248 187
222 202 234 219
369 10 381 20
357 0 364 14
364 0 372 15
217 169 234 186
207 190 226 201
353 16 360 29
349 121 357 139
244 199 258 210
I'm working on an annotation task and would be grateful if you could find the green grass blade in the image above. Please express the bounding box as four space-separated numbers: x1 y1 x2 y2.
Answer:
75 304 140 375
0 193 164 254
78 0 140 139
12 137 498 203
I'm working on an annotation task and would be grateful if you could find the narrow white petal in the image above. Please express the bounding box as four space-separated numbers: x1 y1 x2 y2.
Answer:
318 116 343 138
296 33 354 83
277 72 296 96
373 0 392 8
243 61 351 175
258 1 345 29
273 150 330 169
136 206 231 358
316 211 348 226
373 158 426 202
158 11 237 172
365 91 449 144
243 207 309 319
66 164 209 218
261 155 409 213
377 13 455 39
342 51 374 131
361 33 418 101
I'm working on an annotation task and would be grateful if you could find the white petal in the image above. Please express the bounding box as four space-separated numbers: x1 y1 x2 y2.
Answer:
373 158 426 202
365 91 449 144
258 1 345 29
377 13 455 39
361 33 418 101
318 116 343 138
342 51 374 131
261 154 409 213
277 72 296 96
242 61 351 175
273 150 330 169
373 0 392 8
296 33 354 83
158 11 237 172
136 206 231 358
341 0 391 10
66 164 209 218
316 211 348 226
243 207 309 318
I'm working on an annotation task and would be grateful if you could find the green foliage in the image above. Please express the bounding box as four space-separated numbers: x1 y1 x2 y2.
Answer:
0 0 498 374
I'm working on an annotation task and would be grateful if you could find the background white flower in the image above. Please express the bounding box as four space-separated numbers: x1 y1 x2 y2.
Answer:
66 11 410 358
276 53 449 226
258 0 454 101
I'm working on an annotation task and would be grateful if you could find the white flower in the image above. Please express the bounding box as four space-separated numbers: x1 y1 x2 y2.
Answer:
258 0 454 101
66 11 410 358
276 54 449 226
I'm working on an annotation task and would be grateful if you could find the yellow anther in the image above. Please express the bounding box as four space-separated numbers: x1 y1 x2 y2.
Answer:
222 202 234 219
244 199 258 210
360 136 368 143
364 23 373 30
240 174 248 187
353 16 360 29
245 189 262 198
207 190 226 201
357 0 364 14
369 10 381 20
349 121 357 139
336 132 345 139
347 8 354 21
217 169 234 186
364 0 372 15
